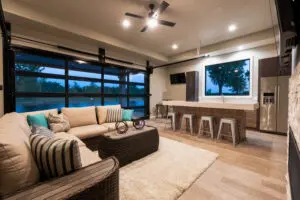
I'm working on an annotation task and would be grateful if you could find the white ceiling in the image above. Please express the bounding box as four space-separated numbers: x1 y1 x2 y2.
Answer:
4 0 273 59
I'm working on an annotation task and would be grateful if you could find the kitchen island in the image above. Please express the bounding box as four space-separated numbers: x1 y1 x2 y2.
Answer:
162 100 259 144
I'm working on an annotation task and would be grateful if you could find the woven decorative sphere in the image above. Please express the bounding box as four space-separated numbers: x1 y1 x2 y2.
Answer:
115 121 129 134
133 119 145 130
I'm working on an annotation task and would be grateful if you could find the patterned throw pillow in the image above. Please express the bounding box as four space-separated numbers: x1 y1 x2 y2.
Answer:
29 134 82 179
32 125 54 137
106 108 123 123
47 113 70 133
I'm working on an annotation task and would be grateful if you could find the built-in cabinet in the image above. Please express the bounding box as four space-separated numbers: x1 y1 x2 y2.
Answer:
186 71 199 102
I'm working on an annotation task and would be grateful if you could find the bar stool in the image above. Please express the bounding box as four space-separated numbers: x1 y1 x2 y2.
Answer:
197 116 214 139
180 114 195 135
165 112 176 131
217 118 237 147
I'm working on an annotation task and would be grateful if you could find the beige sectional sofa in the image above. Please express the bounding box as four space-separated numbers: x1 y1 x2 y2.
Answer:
0 104 132 199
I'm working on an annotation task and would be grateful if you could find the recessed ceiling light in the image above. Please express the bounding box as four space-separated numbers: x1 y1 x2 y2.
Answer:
148 18 158 28
238 45 244 51
172 44 178 50
228 24 237 32
122 19 131 28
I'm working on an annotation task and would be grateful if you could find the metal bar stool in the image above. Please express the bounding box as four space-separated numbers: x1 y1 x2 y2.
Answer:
165 112 176 131
197 116 214 139
180 114 195 135
217 118 237 147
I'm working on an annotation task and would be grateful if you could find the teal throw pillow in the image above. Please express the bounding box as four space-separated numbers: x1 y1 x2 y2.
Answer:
122 109 134 121
27 113 48 128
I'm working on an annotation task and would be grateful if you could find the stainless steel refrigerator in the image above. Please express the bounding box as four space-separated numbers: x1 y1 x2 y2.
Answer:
259 76 289 134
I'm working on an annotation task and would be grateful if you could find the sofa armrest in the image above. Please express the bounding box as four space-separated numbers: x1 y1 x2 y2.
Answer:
4 157 119 200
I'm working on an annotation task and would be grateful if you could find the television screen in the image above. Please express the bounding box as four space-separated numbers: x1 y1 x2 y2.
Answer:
170 73 186 84
205 59 250 96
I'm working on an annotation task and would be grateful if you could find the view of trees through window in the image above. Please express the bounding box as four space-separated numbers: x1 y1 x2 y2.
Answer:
205 59 250 96
14 49 148 118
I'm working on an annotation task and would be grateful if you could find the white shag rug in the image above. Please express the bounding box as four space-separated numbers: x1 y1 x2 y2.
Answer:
119 137 218 200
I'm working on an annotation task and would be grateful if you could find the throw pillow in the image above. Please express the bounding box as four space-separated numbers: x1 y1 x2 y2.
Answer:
27 113 48 128
31 125 53 137
122 109 134 121
29 134 82 179
106 108 122 123
47 113 70 133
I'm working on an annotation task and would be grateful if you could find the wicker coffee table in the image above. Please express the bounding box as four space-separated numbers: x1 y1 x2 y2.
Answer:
98 126 159 167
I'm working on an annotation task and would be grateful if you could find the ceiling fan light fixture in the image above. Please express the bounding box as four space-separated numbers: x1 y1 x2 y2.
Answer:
147 18 158 28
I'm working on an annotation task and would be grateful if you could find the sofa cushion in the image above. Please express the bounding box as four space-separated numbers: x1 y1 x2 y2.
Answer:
20 109 58 118
96 105 121 124
61 106 97 128
79 146 101 167
30 134 82 179
55 132 86 147
67 124 108 139
102 121 133 131
0 114 40 195
0 112 32 137
27 113 48 128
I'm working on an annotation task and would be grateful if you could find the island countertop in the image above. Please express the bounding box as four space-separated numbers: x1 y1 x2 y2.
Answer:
162 100 259 111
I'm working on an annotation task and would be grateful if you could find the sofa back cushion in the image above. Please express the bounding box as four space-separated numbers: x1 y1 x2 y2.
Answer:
61 106 97 128
96 105 121 124
0 113 40 196
20 108 58 118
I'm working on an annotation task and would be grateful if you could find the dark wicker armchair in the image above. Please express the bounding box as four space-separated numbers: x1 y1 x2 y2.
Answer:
3 157 119 200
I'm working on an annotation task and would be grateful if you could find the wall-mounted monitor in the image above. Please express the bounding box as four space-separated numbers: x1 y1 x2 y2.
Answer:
170 73 186 84
205 59 251 96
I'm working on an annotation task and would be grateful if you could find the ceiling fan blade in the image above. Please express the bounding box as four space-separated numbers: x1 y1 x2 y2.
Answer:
154 1 169 17
140 26 148 32
158 19 176 27
125 12 145 19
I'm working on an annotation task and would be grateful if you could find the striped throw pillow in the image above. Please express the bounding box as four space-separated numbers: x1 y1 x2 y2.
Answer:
29 134 82 179
106 108 123 123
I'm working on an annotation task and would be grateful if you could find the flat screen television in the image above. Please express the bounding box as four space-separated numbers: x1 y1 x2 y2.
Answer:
170 73 186 84
205 59 251 96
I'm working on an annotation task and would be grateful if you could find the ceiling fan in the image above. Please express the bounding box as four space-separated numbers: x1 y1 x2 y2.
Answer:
125 1 176 32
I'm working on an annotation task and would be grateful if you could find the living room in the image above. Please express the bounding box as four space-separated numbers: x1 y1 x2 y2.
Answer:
0 0 300 200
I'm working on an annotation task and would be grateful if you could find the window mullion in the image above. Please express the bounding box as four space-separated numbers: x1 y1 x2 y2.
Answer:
65 59 69 108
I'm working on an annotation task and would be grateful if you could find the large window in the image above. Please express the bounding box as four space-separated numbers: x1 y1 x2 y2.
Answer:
205 59 251 96
13 48 149 118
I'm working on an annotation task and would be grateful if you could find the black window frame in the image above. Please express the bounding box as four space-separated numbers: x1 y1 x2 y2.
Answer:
11 46 150 119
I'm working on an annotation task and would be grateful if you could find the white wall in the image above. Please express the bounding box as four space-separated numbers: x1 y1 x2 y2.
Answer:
149 67 167 115
162 44 277 103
